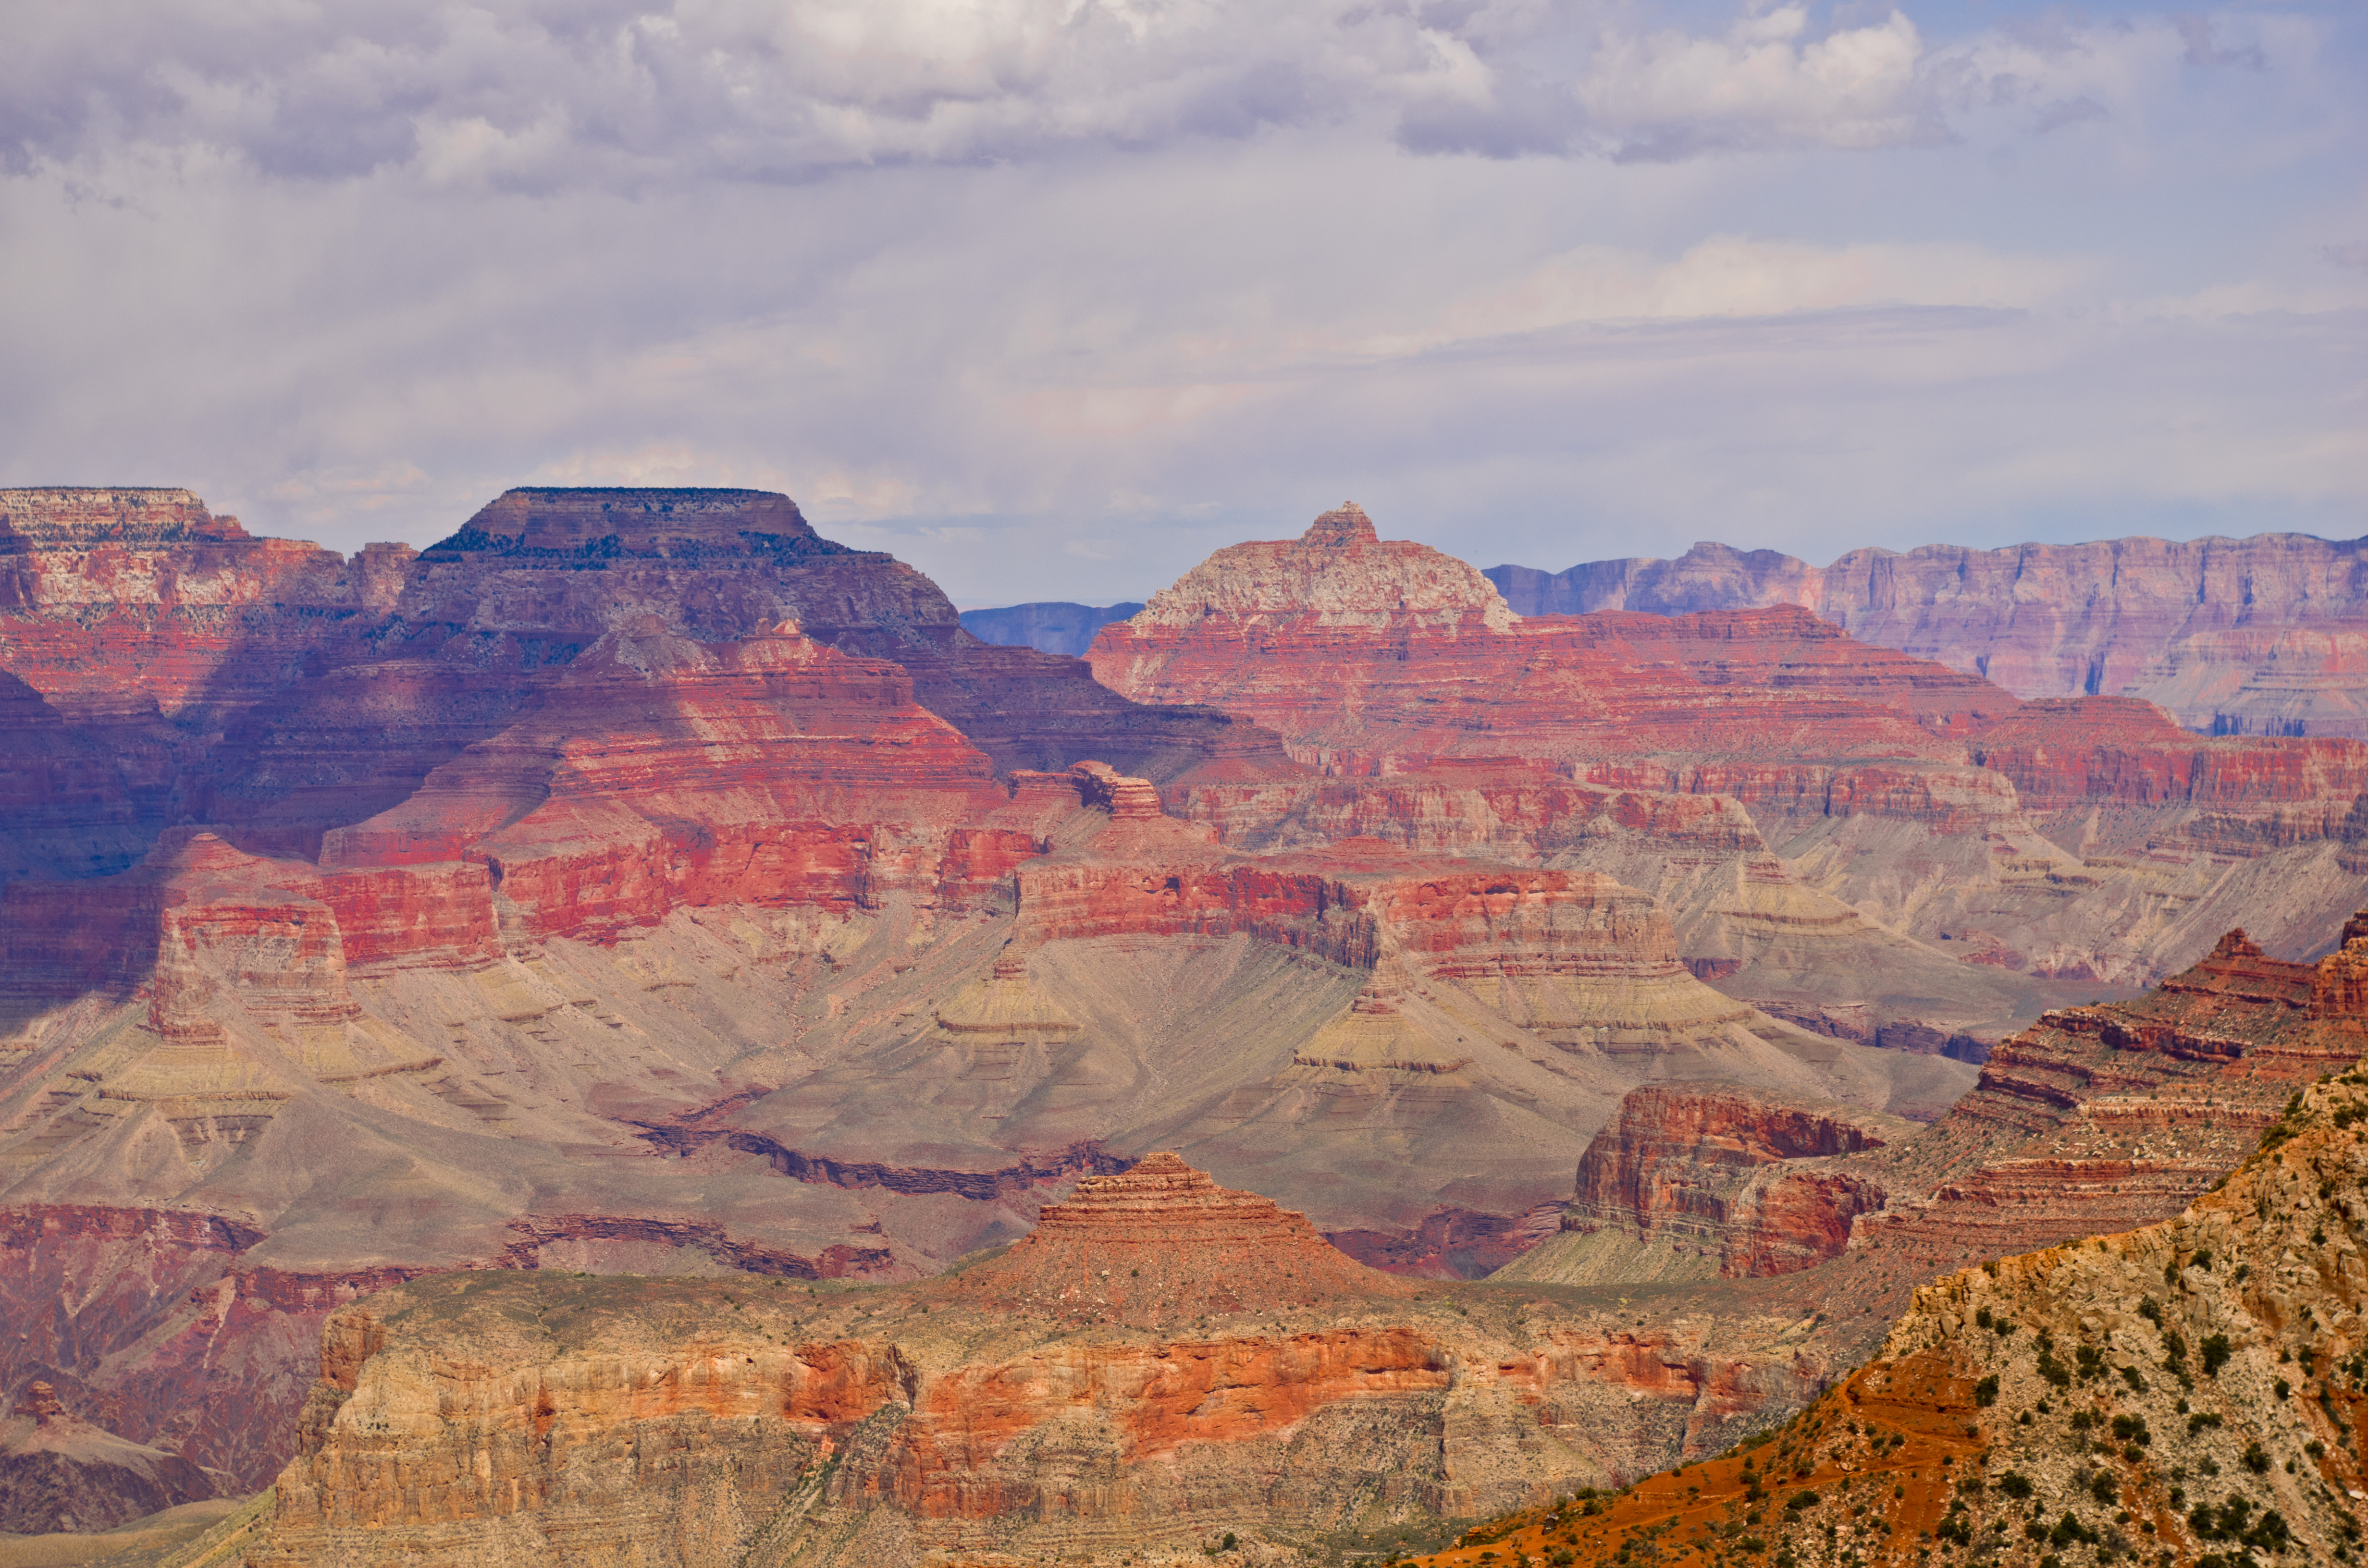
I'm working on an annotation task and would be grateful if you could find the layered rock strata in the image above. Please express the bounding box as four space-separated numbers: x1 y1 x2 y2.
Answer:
240 1158 1839 1568
1108 507 2368 1002
940 1151 1417 1324
1429 1066 2368 1568
1506 913 2368 1340
1551 1085 1908 1282
1488 530 2368 738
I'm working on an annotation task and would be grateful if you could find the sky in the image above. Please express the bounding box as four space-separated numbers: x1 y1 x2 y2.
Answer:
2 0 2362 606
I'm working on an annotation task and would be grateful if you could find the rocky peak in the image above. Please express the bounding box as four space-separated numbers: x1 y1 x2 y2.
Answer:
11 1382 64 1423
1304 502 1380 548
940 1152 1413 1323
1119 503 1517 634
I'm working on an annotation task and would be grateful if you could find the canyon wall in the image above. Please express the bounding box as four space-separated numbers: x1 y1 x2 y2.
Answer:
1488 529 2368 737
1432 1065 2368 1568
240 1158 1840 1568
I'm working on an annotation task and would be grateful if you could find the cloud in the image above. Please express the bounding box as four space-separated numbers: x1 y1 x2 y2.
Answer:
2 0 2216 188
0 0 2357 606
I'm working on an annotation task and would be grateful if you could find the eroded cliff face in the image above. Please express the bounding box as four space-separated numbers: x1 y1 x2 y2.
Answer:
1550 1085 1906 1283
241 1160 1840 1568
1425 1064 2368 1568
1114 509 2368 1010
1506 916 2368 1363
1489 529 2368 740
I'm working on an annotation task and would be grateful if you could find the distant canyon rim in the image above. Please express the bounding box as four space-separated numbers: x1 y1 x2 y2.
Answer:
5 485 2368 1564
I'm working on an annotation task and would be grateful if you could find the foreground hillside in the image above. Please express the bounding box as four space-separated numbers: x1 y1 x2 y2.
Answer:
1419 1060 2368 1567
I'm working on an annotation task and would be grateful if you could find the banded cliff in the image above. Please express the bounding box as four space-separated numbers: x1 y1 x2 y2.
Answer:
1489 529 2368 739
1420 1058 2368 1568
240 1158 1842 1568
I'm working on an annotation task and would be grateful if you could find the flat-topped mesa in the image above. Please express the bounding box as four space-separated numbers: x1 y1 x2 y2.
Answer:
420 485 855 559
0 486 252 547
941 1152 1415 1323
1117 502 1517 635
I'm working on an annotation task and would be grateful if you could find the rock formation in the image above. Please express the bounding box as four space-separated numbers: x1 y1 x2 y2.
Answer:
12 484 2368 1544
1103 507 2368 1010
1422 1059 2368 1568
940 1151 1417 1324
1547 1084 1907 1283
1489 528 2368 738
1510 919 2368 1312
239 1156 1837 1568
0 1379 221 1534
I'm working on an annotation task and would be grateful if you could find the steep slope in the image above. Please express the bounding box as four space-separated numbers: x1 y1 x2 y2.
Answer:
0 1381 221 1534
1422 1054 2368 1568
1489 529 2368 738
1508 919 2368 1313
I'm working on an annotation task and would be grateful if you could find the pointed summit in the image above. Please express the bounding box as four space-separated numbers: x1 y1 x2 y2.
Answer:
1303 502 1379 548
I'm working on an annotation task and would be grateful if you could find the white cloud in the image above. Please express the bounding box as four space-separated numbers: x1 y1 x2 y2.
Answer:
1575 7 1936 159
3 0 2220 188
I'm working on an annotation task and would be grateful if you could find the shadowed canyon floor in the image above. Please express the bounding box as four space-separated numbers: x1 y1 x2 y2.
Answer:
9 488 2368 1556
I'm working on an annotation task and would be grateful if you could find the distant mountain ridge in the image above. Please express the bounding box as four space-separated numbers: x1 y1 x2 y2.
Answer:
1487 531 2368 737
960 600 1144 656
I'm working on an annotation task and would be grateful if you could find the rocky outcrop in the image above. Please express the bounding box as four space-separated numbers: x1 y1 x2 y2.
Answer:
940 1151 1416 1324
1438 1066 2368 1568
1091 522 1991 778
1547 1084 1907 1281
0 1380 221 1534
1506 912 2368 1335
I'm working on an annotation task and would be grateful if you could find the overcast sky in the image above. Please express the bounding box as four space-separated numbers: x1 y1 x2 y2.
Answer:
3 0 2361 605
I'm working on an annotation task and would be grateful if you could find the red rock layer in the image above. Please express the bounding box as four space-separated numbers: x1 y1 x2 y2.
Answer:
1089 510 2034 840
1846 924 2368 1276
941 1152 1414 1324
1012 833 1688 983
1490 530 2368 734
324 616 1021 942
1562 1084 1899 1278
0 487 411 721
1967 694 2368 808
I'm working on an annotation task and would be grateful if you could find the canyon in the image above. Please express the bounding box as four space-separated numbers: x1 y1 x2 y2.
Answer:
5 486 2368 1562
